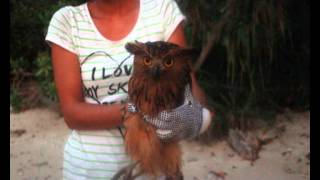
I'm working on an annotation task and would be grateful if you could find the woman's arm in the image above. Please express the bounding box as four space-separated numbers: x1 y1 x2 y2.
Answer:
51 44 124 130
167 22 209 107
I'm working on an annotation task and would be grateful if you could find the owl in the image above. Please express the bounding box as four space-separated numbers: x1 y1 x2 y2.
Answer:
123 41 197 179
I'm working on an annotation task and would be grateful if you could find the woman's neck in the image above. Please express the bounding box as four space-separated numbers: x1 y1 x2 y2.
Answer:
88 0 138 19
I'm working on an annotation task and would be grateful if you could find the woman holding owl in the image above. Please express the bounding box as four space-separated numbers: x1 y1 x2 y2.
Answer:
45 0 213 179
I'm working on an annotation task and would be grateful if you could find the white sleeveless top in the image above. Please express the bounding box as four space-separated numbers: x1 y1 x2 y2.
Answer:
45 0 185 179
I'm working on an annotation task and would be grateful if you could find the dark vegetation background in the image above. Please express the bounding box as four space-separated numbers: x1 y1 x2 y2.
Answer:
10 0 309 139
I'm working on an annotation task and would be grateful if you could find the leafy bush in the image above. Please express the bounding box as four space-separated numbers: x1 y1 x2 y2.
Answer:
177 0 309 133
35 52 57 102
10 0 85 110
10 0 85 75
10 88 23 112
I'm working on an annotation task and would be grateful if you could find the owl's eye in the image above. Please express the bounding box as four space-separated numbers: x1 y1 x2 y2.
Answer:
163 57 173 68
143 57 152 66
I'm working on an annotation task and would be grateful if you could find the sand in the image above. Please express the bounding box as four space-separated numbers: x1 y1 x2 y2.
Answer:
10 108 310 180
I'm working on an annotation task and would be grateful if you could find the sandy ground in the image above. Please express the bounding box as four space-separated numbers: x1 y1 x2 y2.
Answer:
10 108 310 180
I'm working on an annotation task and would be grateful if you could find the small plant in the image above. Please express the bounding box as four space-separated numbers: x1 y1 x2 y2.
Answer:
10 88 23 112
35 52 57 102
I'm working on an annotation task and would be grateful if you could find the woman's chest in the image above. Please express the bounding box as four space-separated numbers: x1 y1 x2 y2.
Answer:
92 15 138 41
80 51 134 104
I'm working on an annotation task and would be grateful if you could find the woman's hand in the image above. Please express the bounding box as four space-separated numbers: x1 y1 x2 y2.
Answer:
127 85 212 141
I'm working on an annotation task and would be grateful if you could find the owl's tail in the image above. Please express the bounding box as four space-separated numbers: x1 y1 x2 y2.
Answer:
124 113 163 176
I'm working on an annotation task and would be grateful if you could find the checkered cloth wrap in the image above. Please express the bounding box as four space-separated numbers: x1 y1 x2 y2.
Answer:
127 85 203 141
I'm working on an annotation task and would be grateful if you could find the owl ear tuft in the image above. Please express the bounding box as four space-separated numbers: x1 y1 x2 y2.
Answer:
125 41 146 55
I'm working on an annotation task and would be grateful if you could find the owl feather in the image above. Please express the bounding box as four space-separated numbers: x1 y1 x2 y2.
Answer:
123 41 197 178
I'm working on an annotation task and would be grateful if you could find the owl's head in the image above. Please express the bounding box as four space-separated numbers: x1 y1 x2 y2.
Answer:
125 41 198 81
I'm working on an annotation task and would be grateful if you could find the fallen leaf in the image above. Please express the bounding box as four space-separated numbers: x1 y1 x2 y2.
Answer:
10 129 26 137
306 152 310 160
228 153 234 157
207 171 227 180
33 162 48 167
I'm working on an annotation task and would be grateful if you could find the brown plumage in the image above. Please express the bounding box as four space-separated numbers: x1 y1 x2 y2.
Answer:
124 41 197 178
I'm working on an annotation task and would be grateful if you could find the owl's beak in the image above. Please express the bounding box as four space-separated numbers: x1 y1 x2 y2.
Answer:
151 66 161 79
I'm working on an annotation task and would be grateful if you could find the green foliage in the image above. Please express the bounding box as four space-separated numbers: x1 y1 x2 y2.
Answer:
10 0 84 111
10 88 23 112
177 0 309 132
10 0 84 74
35 52 57 102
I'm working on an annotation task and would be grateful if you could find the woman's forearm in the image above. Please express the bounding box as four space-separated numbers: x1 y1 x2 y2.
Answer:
50 44 126 131
61 102 124 130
